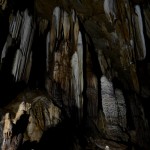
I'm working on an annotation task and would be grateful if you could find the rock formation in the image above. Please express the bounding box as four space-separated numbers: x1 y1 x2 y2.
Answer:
0 0 150 149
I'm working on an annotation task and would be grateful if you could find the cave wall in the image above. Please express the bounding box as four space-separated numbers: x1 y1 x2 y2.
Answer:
0 0 150 149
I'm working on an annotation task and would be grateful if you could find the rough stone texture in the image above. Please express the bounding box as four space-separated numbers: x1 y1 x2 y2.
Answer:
101 76 128 141
0 0 150 149
0 90 62 149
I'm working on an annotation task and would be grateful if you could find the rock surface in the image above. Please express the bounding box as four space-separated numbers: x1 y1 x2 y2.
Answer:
0 0 150 149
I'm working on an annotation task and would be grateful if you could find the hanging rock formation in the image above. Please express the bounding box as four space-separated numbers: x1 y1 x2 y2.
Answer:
0 0 150 149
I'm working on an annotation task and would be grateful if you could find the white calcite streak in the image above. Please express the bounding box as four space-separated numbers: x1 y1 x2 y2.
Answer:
134 5 146 59
77 31 84 102
1 35 12 63
15 52 22 81
11 19 16 38
63 11 70 41
11 11 22 39
104 0 116 23
53 6 61 38
12 49 22 81
20 9 32 56
71 52 79 107
15 11 22 39
2 9 34 83
71 31 83 119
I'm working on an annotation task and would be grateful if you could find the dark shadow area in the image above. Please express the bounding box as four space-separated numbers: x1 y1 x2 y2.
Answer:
0 42 27 107
0 10 9 57
8 0 34 13
28 24 47 90
21 117 87 150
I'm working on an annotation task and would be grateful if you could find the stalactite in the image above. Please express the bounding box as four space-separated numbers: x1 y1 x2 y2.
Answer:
0 35 13 63
12 49 22 81
10 11 22 39
133 5 146 60
71 31 84 120
4 9 35 83
53 6 61 39
74 16 79 50
20 9 32 56
103 0 116 23
63 11 70 41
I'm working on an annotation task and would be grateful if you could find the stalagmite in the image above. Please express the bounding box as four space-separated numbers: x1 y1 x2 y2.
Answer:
105 145 110 150
1 113 13 150
2 113 13 140
63 11 70 41
13 101 31 124
134 5 146 60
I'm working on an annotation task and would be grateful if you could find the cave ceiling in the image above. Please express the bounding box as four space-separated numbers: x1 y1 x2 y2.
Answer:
34 0 150 95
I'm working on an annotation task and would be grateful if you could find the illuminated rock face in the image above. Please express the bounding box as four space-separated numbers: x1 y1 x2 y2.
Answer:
101 76 127 141
0 0 150 149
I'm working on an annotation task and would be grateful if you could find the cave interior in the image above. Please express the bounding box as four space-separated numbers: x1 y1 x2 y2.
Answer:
0 0 150 149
